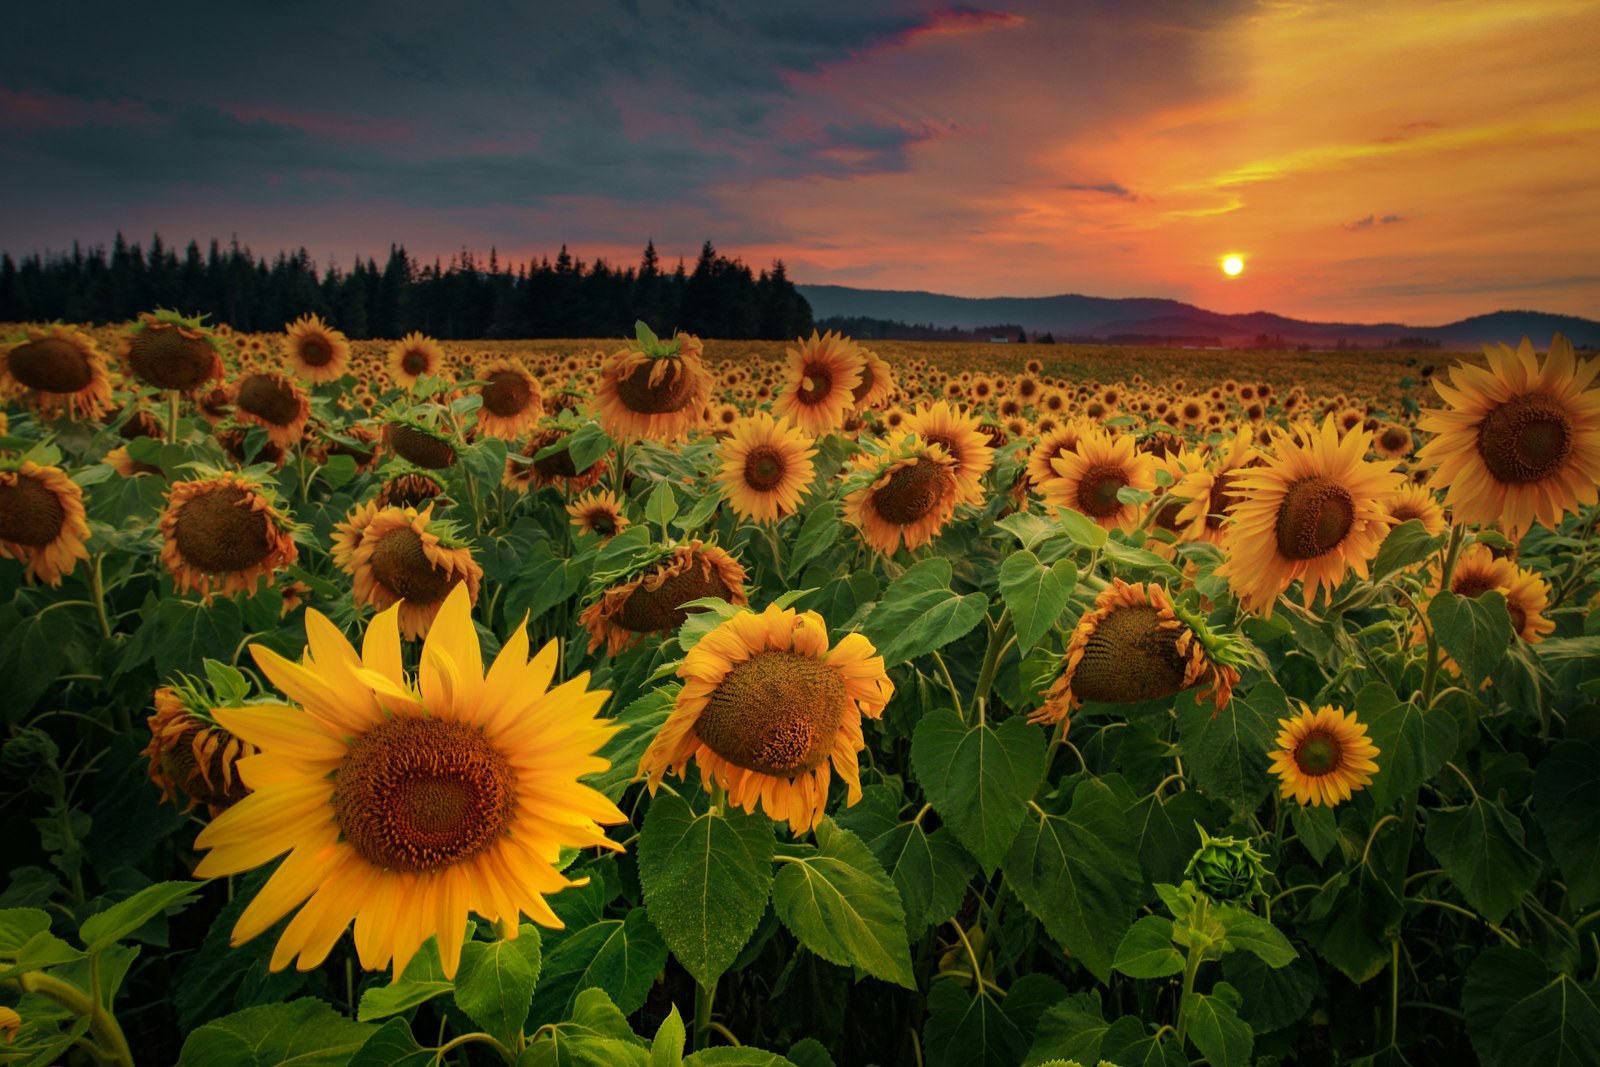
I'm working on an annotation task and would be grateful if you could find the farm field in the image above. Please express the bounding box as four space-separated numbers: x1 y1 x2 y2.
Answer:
1 316 1598 1067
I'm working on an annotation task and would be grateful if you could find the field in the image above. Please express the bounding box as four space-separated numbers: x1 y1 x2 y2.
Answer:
1 316 1598 1067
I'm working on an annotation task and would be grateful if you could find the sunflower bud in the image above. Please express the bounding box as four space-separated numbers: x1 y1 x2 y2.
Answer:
1184 826 1269 904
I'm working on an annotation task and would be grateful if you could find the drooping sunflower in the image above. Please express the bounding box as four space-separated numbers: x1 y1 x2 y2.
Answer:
1416 334 1600 539
506 429 609 494
159 472 300 599
715 412 817 524
191 584 626 980
475 359 543 440
1267 704 1380 807
640 604 894 833
383 419 457 469
580 541 748 657
772 331 866 437
566 489 630 540
1172 425 1259 546
841 434 960 555
0 324 115 420
120 310 225 392
1040 428 1156 532
377 470 446 509
143 683 257 815
349 503 483 640
0 461 91 586
850 348 896 413
283 314 350 383
903 401 995 506
594 326 712 442
1031 580 1242 724
1384 482 1447 536
388 332 448 387
1215 418 1403 615
233 372 312 448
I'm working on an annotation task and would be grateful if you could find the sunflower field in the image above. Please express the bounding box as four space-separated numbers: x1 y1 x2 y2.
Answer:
2 314 1599 1067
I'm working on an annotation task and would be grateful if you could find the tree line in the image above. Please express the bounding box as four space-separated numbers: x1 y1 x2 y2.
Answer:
0 236 814 341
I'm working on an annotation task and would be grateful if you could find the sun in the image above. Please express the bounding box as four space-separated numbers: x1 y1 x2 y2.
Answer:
1222 255 1245 277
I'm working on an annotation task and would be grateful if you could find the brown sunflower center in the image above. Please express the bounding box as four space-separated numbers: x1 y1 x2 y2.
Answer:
1292 730 1343 776
1153 498 1186 533
387 422 456 469
0 474 67 547
482 370 533 416
872 458 953 525
1476 393 1572 484
1389 502 1425 523
235 374 302 427
1275 477 1355 560
615 359 697 415
587 511 618 537
1379 427 1410 453
173 486 272 573
850 364 876 403
370 527 456 603
7 338 95 393
297 336 334 367
333 717 517 874
1076 464 1130 519
1207 469 1247 530
1070 604 1192 704
796 363 834 406
126 326 219 391
617 558 737 633
743 445 789 492
400 348 432 376
694 651 848 776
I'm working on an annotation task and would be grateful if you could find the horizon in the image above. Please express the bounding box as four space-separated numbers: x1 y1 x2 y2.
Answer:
3 2 1597 324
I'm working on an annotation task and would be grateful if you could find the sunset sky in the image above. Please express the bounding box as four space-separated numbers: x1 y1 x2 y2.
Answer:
2 0 1597 324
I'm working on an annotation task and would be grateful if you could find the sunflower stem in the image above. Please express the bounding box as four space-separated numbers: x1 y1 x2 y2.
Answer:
971 609 1013 715
929 650 963 721
8 968 134 1067
88 555 114 640
166 389 180 444
693 974 718 1051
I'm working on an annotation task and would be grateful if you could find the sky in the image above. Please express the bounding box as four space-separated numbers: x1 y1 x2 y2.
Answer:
2 0 1597 325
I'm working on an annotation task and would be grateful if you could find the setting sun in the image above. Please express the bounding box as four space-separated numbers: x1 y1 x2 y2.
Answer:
1222 255 1245 277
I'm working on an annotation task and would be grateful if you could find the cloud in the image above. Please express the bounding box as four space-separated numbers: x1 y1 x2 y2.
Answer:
1345 213 1406 230
1060 181 1142 201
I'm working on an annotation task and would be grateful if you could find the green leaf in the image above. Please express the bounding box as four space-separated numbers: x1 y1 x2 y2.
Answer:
1112 916 1184 978
1370 519 1446 580
1052 506 1108 549
1180 981 1253 1067
771 819 915 989
683 1051 799 1066
1213 905 1296 967
1357 681 1457 809
923 980 1027 1067
788 502 841 579
650 1007 686 1067
79 880 206 953
861 559 990 667
912 709 1047 873
152 597 245 681
589 686 677 801
1464 947 1600 1067
349 1018 436 1067
1425 793 1540 923
1176 682 1283 812
1100 1015 1186 1067
0 926 85 981
995 512 1063 551
1129 790 1219 888
1299 862 1403 984
837 798 973 936
520 987 650 1067
357 937 453 1021
177 998 378 1067
1534 740 1600 910
1428 589 1513 689
645 480 679 529
1222 951 1317 1034
1023 994 1108 1066
531 908 668 1022
1290 803 1340 864
1003 777 1143 984
998 550 1077 654
319 453 359 490
454 927 543 1046
638 793 775 989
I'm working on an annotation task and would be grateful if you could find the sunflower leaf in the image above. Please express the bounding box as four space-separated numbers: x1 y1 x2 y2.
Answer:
1370 519 1446 580
1428 589 1513 689
1356 681 1457 810
1424 793 1540 924
998 550 1077 655
1533 739 1600 910
1463 947 1600 1067
176 998 377 1067
454 926 543 1048
913 709 1046 874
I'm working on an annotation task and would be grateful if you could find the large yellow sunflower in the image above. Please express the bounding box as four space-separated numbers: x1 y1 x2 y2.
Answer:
233 372 312 448
1267 704 1380 807
0 324 115 420
580 541 749 657
594 330 712 442
349 503 483 640
191 584 626 980
120 311 226 392
159 472 300 599
1040 428 1156 532
1215 418 1403 615
283 314 350 383
475 359 543 440
841 434 960 555
903 401 995 506
387 332 448 387
772 331 866 437
0 461 91 586
640 604 893 833
1416 334 1600 540
715 412 817 524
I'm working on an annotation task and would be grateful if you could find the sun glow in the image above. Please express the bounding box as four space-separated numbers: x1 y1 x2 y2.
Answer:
1222 255 1245 277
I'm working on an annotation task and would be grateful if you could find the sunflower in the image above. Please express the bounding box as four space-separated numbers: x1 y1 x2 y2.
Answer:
594 327 712 442
566 489 631 540
159 472 300 599
580 541 748 657
1215 418 1403 615
1040 428 1156 532
850 348 896 412
639 604 893 833
349 503 483 640
143 684 257 815
1383 482 1447 536
1416 334 1600 540
715 412 817 524
1031 580 1241 723
120 311 225 392
388 332 447 387
1435 543 1555 645
190 584 626 980
1268 704 1380 807
233 372 312 448
378 471 445 509
903 401 995 506
331 498 383 575
506 428 610 494
841 434 960 555
384 419 457 469
283 314 350 383
772 331 866 437
475 359 543 440
0 461 91 586
1172 425 1259 546
1026 420 1090 489
1372 423 1413 460
0 324 115 419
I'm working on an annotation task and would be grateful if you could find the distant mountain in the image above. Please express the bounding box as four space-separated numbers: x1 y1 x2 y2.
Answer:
796 285 1600 349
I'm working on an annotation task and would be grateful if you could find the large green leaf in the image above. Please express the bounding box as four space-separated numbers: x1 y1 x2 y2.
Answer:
1222 951 1317 1034
771 819 915 989
530 908 668 1022
520 987 650 1067
1003 777 1143 984
637 793 774 989
1425 793 1540 923
922 980 1027 1067
861 559 990 666
1213 906 1296 968
1024 994 1108 1067
997 550 1077 654
0 906 84 981
1176 682 1283 812
912 708 1047 873
589 685 677 801
1128 789 1219 888
1463 947 1600 1067
357 937 452 1021
1533 740 1600 910
1428 589 1513 689
1357 682 1457 809
177 998 377 1067
1299 859 1403 984
454 927 543 1046
836 789 974 936
1180 982 1253 1067
152 597 245 680
79 879 206 952
787 502 841 579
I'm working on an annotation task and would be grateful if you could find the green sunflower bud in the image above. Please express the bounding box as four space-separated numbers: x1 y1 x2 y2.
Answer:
1184 825 1269 904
